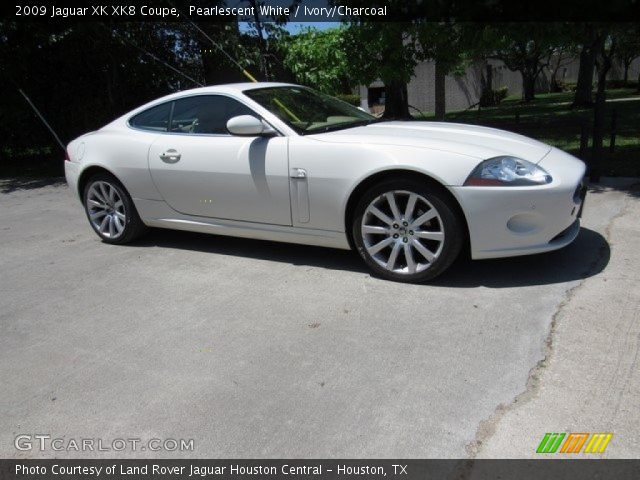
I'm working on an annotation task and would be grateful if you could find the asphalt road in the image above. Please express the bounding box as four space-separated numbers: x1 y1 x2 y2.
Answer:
1 177 638 459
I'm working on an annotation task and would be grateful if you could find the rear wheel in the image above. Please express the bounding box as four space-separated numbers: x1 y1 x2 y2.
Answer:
83 173 147 244
352 179 464 283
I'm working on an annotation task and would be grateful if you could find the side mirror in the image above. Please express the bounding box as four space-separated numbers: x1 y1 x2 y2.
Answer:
227 115 276 136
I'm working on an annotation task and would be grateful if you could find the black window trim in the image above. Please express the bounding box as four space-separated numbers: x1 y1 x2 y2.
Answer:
126 93 283 137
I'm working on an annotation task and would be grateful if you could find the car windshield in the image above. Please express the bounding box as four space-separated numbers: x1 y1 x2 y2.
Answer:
243 86 378 135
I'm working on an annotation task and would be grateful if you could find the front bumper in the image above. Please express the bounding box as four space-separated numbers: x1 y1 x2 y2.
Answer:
452 148 587 260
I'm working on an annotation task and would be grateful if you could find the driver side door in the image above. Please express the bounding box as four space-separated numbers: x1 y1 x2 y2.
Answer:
148 94 291 226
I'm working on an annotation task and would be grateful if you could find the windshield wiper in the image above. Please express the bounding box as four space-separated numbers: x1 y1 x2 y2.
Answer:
304 118 383 135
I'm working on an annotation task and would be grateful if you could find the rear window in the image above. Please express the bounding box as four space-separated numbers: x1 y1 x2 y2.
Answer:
129 102 172 132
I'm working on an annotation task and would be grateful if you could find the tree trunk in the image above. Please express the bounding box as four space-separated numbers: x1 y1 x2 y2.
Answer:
380 27 411 120
591 39 613 182
549 50 565 93
590 88 606 182
573 45 596 107
522 71 536 102
549 74 559 93
382 80 411 120
592 77 607 149
479 63 494 107
623 59 630 83
434 59 446 120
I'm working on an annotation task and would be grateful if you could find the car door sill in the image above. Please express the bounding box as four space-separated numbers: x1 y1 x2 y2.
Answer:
134 197 349 250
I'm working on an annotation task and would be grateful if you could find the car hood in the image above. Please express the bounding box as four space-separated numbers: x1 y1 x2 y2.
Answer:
310 121 552 163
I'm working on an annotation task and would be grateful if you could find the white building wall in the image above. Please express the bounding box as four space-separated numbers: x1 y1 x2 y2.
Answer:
406 59 526 113
388 56 640 115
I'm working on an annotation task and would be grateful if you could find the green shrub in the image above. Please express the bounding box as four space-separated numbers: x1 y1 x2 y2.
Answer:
335 93 361 106
606 79 639 89
560 81 577 92
495 86 508 103
479 86 508 107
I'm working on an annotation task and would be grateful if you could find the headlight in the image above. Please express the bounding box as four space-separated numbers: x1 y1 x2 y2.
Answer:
464 156 552 186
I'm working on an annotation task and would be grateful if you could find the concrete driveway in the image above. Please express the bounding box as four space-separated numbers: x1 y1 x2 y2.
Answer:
1 178 638 458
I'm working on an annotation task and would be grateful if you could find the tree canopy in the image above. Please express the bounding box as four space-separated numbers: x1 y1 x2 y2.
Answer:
281 27 356 94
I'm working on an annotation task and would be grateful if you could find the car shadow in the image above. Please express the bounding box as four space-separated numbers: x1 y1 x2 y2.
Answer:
134 226 609 289
430 227 609 288
134 228 366 273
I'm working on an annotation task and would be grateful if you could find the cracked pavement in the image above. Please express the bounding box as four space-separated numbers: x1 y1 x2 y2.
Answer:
475 179 640 458
1 178 638 458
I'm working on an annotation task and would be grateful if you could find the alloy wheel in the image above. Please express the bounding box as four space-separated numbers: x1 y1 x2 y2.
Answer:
86 181 126 239
361 190 445 275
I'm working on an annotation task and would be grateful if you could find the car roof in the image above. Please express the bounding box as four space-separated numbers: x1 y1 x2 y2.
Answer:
106 82 302 131
176 82 299 95
128 82 300 109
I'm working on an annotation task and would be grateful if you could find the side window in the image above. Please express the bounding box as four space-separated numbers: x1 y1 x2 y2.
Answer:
129 102 172 132
170 95 255 134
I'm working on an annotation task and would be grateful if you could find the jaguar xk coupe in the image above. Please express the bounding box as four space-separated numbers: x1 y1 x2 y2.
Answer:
64 83 586 282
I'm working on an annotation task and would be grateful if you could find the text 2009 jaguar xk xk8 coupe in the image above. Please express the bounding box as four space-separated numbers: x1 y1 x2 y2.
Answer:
65 83 586 282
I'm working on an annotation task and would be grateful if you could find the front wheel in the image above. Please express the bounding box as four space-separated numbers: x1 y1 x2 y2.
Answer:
352 179 464 283
83 173 147 244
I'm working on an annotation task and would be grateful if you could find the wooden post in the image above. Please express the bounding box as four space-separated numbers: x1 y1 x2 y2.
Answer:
609 109 617 153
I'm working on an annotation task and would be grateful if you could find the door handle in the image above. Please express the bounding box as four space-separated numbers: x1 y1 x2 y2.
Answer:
159 149 181 163
290 168 307 179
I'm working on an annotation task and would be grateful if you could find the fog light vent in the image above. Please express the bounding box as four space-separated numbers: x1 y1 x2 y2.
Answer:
506 213 543 234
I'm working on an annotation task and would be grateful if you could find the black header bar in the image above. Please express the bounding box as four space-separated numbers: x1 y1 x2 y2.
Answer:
2 0 640 23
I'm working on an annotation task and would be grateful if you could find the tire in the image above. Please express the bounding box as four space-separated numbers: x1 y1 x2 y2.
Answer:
352 178 464 283
83 172 147 244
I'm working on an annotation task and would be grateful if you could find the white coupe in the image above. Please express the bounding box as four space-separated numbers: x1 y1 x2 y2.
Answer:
64 83 587 282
